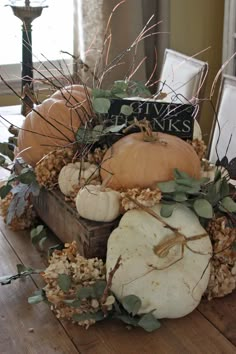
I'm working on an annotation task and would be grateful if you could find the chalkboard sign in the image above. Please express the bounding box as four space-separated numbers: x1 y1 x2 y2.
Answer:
107 98 196 140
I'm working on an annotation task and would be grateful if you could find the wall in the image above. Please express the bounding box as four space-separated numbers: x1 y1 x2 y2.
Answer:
169 0 225 143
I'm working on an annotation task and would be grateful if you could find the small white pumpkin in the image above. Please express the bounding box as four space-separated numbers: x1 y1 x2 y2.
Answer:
193 119 202 140
75 184 121 222
106 204 212 319
58 161 99 196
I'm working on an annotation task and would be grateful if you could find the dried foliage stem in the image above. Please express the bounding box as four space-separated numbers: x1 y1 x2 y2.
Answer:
101 255 121 315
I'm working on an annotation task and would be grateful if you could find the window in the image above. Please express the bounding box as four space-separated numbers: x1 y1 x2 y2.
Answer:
223 0 236 75
0 1 75 93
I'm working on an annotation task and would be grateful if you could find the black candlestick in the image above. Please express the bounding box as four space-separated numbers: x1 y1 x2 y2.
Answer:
9 1 48 116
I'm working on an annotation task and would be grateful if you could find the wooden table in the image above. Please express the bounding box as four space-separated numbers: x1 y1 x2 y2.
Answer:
0 216 236 354
0 107 236 353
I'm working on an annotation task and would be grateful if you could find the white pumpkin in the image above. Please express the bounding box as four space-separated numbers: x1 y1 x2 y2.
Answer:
58 162 99 196
106 204 212 319
193 119 202 140
76 184 121 222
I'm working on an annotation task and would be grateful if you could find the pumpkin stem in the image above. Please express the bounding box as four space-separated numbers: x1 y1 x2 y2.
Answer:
123 118 167 145
153 232 208 258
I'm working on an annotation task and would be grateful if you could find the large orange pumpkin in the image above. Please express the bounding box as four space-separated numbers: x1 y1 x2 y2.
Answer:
17 85 92 166
100 132 201 190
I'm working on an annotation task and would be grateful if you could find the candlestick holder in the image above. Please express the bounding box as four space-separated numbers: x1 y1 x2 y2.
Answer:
7 1 48 116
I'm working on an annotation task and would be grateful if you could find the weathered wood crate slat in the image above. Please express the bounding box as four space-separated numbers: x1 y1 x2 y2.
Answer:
33 188 120 259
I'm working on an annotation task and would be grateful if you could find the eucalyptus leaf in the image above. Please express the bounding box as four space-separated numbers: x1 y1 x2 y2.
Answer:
16 264 33 274
92 97 111 114
93 280 107 298
115 313 139 326
130 81 151 97
77 286 96 299
219 178 230 199
160 203 176 217
76 127 96 144
112 80 129 93
18 168 37 185
157 180 176 193
138 313 161 332
214 169 222 182
193 199 213 219
173 169 189 180
0 184 12 199
172 192 188 202
92 88 111 98
28 290 46 304
219 197 236 213
121 295 142 316
120 105 133 116
175 178 195 187
114 92 128 99
58 273 71 292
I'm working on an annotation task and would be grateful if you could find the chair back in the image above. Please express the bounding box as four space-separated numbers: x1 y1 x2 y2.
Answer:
157 49 208 105
208 74 236 180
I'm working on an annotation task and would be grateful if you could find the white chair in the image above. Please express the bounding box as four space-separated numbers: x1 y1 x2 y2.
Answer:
208 74 236 180
157 49 208 105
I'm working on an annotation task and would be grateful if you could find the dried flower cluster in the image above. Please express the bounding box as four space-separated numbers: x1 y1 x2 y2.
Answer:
205 217 236 300
187 138 207 160
42 242 113 329
120 187 162 211
35 147 75 189
87 146 108 165
0 193 36 231
201 159 229 181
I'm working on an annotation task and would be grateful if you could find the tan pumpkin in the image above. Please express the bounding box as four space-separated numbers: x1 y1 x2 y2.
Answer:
17 85 92 166
101 132 201 190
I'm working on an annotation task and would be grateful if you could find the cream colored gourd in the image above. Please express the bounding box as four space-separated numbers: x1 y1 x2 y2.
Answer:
58 162 99 196
75 185 121 222
193 120 202 140
106 204 212 319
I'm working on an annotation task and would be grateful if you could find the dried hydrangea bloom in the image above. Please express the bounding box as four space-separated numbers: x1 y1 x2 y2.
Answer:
35 147 74 189
205 217 236 300
120 187 162 211
42 242 113 329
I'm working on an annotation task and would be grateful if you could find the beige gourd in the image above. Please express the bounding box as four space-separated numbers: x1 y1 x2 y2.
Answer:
106 204 212 319
58 162 99 196
75 185 121 222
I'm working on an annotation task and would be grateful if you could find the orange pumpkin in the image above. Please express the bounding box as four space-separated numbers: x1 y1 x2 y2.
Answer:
17 85 92 166
100 132 201 190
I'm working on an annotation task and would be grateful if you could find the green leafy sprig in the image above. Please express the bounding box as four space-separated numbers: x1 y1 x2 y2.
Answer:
31 273 161 333
158 169 236 222
0 264 43 286
92 80 151 115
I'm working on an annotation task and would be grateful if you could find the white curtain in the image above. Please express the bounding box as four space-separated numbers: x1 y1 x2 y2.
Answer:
75 0 170 90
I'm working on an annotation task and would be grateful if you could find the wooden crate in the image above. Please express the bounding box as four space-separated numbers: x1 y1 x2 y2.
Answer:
32 188 120 259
